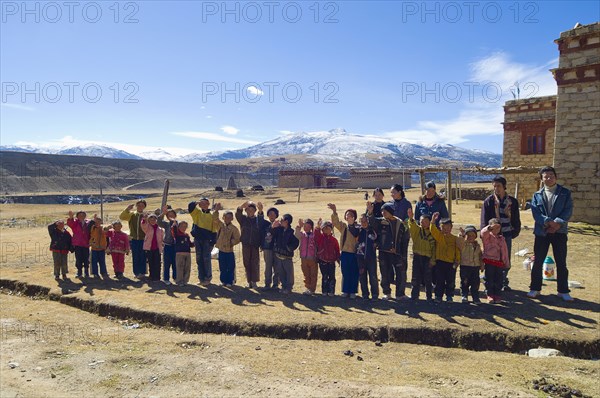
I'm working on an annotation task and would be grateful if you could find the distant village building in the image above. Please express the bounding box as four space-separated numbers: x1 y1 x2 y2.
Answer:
325 176 341 188
350 168 412 189
278 168 412 189
502 22 599 224
278 169 327 188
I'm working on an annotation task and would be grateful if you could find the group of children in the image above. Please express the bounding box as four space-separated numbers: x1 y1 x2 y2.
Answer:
48 200 195 286
49 183 511 304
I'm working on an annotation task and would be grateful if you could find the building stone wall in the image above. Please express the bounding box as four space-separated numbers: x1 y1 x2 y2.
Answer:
552 22 600 224
501 22 600 223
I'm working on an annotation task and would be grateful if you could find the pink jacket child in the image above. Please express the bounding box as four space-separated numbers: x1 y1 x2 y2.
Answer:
141 214 165 281
481 221 509 303
294 218 319 294
481 225 509 267
106 221 130 277
67 210 93 277
67 212 92 247
297 229 317 260
141 218 165 252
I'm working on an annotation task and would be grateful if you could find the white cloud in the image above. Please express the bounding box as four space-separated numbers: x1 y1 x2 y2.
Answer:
220 125 239 135
279 130 296 135
246 85 264 97
205 115 213 119
1 103 35 111
470 52 558 98
171 131 260 145
385 51 558 146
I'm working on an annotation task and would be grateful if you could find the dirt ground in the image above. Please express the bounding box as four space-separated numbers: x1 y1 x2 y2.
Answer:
1 187 599 396
1 293 599 398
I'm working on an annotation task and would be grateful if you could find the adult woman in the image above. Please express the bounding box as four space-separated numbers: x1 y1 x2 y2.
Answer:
369 188 386 218
414 181 449 227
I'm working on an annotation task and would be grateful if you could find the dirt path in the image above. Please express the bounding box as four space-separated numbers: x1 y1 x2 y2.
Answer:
1 293 599 398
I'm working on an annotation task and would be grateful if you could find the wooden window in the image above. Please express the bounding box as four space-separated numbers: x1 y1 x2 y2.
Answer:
522 132 545 155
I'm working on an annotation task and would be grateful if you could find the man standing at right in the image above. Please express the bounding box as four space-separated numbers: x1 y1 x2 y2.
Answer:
527 166 574 302
480 176 521 291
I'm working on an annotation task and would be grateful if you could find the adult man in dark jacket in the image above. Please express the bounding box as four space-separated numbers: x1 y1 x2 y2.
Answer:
527 166 574 302
480 176 521 291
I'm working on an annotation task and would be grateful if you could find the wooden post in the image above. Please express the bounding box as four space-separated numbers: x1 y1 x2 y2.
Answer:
458 171 462 200
514 182 519 201
297 187 301 203
100 186 104 221
447 170 452 218
454 170 459 204
419 171 426 195
161 179 170 210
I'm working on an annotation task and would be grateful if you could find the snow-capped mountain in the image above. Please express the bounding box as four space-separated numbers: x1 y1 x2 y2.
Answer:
181 129 502 167
1 129 502 167
57 145 142 159
0 144 42 153
0 144 142 159
137 148 177 161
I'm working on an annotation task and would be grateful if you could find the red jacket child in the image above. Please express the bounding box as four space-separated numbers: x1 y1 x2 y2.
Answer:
315 223 340 263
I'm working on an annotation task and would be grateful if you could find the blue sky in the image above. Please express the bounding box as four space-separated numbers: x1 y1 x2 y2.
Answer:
1 1 598 156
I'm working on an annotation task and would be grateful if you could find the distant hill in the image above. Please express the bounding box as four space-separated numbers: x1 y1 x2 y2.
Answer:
0 151 278 194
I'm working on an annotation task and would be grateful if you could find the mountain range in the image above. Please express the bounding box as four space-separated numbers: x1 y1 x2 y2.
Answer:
1 129 502 168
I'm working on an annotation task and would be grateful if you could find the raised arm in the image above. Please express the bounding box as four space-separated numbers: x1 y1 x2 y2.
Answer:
47 222 57 237
119 204 134 221
294 218 304 240
429 222 443 242
480 225 491 246
329 203 345 232
157 205 170 227
187 201 199 215
235 202 247 224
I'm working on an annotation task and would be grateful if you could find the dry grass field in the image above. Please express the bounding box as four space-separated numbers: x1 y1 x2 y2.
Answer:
1 186 599 397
